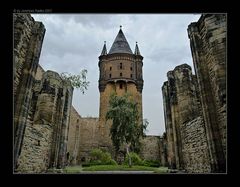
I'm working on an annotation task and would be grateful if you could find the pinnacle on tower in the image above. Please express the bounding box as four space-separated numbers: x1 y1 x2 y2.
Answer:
100 41 107 55
108 26 133 54
134 41 141 55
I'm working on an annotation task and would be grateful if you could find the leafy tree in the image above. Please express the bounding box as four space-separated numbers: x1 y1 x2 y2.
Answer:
60 69 90 94
105 93 148 167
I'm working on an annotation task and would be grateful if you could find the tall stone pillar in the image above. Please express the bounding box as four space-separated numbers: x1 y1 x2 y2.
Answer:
14 13 45 169
188 14 226 172
162 81 176 168
38 71 73 169
166 70 184 170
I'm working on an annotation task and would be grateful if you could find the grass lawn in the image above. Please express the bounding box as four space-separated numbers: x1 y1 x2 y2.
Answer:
64 165 168 173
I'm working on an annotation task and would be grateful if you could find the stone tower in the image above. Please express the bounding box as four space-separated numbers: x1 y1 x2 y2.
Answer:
98 26 144 152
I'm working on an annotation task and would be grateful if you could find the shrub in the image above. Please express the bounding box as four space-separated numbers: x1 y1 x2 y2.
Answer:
89 148 117 165
123 152 143 166
142 159 161 167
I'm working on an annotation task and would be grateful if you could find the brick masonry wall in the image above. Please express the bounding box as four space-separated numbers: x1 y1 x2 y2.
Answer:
67 106 82 165
140 136 160 161
98 82 142 153
78 117 99 162
181 117 211 173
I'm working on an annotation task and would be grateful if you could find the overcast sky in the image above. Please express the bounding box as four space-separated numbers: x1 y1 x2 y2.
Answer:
31 14 201 136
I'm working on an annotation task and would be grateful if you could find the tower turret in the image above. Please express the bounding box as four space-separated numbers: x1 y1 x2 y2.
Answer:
98 26 144 150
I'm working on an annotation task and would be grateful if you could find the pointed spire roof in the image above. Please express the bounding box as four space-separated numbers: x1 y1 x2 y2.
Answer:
101 41 107 56
134 42 141 55
108 26 133 54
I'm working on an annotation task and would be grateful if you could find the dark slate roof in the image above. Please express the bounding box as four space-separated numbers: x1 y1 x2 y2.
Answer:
134 42 141 55
108 28 133 54
100 41 107 55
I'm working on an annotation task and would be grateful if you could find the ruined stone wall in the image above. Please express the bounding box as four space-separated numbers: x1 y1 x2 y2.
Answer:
14 13 45 170
67 106 82 165
140 136 160 161
188 14 226 172
17 71 73 172
78 117 99 163
162 64 211 173
35 65 45 81
14 14 75 173
181 117 211 173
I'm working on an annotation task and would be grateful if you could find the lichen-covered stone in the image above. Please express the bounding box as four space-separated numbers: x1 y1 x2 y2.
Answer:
162 64 210 172
14 14 74 173
14 13 46 170
162 14 226 173
188 14 226 172
140 136 160 161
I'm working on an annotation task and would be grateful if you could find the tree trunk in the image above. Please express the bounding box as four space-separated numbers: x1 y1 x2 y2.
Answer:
126 144 132 168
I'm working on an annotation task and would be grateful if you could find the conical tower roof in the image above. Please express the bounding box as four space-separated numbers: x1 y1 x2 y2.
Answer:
134 42 141 55
108 26 133 54
100 41 107 55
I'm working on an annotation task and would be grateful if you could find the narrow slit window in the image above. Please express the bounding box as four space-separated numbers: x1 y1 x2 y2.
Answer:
120 73 122 77
109 74 111 78
120 84 123 89
120 63 122 69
